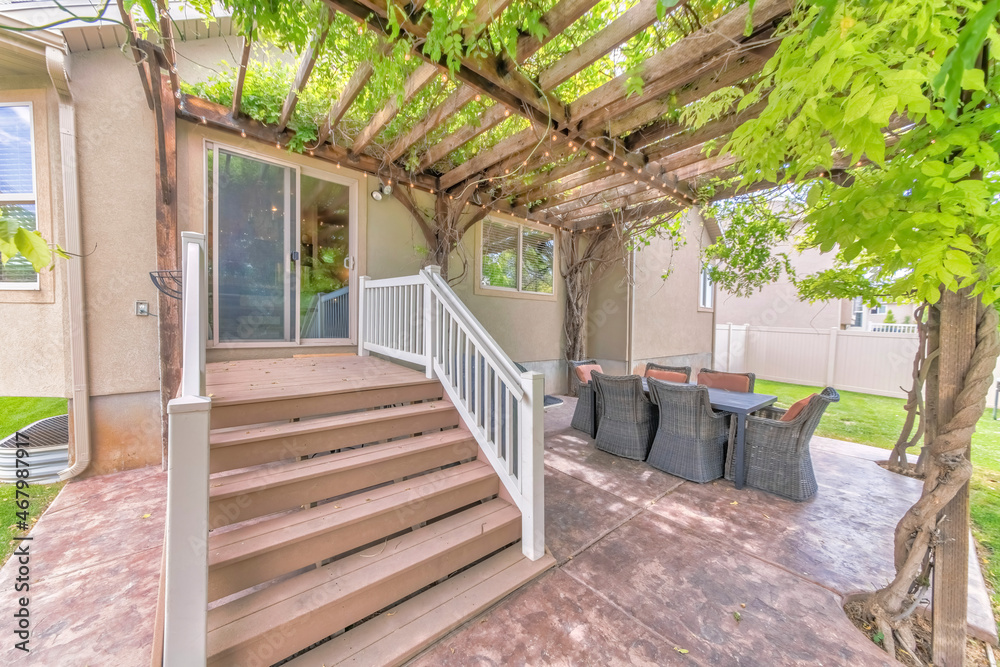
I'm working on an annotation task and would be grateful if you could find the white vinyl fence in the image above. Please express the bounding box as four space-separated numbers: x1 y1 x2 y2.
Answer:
715 324 921 399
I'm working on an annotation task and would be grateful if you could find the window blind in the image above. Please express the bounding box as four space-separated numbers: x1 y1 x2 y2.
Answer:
0 105 34 197
481 220 518 289
521 227 554 294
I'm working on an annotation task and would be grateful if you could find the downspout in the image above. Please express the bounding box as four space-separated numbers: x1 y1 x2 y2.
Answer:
46 47 91 480
626 247 635 374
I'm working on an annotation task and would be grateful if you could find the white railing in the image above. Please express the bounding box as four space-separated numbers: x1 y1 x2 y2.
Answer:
358 266 545 560
868 322 918 334
163 232 210 666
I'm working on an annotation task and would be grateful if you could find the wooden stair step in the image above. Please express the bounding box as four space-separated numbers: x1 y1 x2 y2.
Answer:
283 545 556 667
208 429 478 528
209 400 460 473
210 377 444 429
206 499 521 666
208 460 498 601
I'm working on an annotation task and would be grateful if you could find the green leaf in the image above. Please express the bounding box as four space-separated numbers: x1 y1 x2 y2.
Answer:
932 0 1000 118
656 0 680 22
843 85 876 123
13 228 51 272
625 75 644 99
867 95 897 126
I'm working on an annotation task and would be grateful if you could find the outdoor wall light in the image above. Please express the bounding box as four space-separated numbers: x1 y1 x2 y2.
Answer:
371 182 392 201
371 190 383 201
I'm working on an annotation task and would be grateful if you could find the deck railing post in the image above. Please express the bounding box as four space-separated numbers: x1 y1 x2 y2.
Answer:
423 266 441 379
164 395 210 666
518 370 545 561
357 275 369 356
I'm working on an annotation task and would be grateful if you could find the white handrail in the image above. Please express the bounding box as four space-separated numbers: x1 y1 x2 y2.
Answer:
163 232 210 666
357 266 545 560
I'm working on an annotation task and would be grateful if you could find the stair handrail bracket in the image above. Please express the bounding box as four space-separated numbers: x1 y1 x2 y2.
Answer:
163 232 211 666
358 266 546 561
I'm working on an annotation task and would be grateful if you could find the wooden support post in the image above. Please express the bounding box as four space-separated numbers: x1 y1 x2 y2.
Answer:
154 74 181 464
932 288 978 665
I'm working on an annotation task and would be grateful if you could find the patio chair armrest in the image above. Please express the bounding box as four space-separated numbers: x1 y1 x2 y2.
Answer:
753 406 787 420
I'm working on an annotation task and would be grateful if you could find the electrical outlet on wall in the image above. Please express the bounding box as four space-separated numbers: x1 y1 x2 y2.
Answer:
135 301 150 316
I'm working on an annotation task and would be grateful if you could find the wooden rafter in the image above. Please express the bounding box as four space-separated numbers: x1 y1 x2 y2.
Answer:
570 197 681 231
439 125 546 189
537 0 676 91
277 9 331 133
417 102 509 170
351 61 439 155
316 39 392 146
387 86 476 161
322 0 570 129
116 0 154 110
231 36 252 117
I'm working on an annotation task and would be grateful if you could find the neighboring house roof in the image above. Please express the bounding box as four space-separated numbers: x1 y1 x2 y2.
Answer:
0 1 232 53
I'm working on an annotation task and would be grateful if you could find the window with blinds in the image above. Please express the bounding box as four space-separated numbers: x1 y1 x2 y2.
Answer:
0 103 39 289
481 220 519 289
521 227 554 294
480 218 555 296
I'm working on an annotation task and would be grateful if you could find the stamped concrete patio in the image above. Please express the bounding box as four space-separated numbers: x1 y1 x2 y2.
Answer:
0 395 994 665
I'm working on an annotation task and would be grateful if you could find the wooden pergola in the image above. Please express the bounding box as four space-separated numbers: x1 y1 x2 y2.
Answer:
154 0 795 234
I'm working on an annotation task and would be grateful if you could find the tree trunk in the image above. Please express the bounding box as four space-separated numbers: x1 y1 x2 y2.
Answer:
864 296 999 662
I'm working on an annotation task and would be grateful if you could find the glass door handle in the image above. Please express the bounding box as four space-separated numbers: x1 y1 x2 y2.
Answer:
344 256 355 270
291 251 300 261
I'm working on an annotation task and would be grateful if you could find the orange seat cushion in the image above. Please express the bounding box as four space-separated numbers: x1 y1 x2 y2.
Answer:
698 371 751 393
780 394 816 422
645 369 687 383
574 364 603 384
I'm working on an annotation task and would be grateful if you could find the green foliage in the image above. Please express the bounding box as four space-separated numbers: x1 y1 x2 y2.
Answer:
701 191 797 297
883 308 896 324
698 0 1000 309
0 212 66 273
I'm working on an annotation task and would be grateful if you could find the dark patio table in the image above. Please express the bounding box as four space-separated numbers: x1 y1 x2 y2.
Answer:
640 378 777 489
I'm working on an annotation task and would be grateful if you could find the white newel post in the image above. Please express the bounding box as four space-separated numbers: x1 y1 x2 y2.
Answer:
826 327 838 386
423 266 441 379
163 396 210 666
357 275 369 356
518 370 545 561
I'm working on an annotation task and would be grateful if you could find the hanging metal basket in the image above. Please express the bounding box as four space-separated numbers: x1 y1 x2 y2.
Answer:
149 270 183 299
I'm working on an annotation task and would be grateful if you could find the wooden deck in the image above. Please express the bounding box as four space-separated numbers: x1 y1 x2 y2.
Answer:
207 355 430 405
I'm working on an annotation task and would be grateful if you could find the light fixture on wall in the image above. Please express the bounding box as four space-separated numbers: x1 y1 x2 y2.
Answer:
371 180 393 201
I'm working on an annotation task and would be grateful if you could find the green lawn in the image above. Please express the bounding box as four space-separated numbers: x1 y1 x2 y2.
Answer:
0 396 68 441
0 397 69 564
0 482 64 566
756 379 1000 629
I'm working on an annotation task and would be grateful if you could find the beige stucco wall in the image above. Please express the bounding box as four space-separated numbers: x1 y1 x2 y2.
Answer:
715 244 850 330
0 81 70 398
583 211 714 376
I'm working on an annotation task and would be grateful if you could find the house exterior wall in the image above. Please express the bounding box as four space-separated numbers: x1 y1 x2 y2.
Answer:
584 210 715 377
715 244 850 330
0 81 70 398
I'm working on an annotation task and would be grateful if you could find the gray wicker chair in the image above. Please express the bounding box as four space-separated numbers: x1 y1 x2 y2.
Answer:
697 368 756 393
591 372 657 460
646 380 729 482
645 363 692 382
569 359 600 435
727 387 840 501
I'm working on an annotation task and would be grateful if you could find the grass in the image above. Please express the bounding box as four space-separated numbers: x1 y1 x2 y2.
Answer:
0 397 69 565
0 481 65 566
756 379 1000 631
0 396 68 441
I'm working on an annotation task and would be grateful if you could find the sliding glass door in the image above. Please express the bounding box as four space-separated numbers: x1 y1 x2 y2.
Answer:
206 144 356 346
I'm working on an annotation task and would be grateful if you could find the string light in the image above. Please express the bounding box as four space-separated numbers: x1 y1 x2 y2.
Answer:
241 130 246 138
475 94 481 101
503 108 510 116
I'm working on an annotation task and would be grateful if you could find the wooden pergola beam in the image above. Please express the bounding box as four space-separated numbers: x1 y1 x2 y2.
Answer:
417 102 509 170
563 187 666 220
177 93 440 190
277 10 331 132
439 125 547 189
231 36 252 117
155 0 181 95
568 0 789 129
351 61 439 155
537 0 676 91
387 86 476 161
515 0 600 63
322 0 570 129
316 39 392 146
569 196 681 231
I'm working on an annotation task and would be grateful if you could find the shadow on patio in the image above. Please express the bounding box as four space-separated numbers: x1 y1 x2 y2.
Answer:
411 396 997 666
